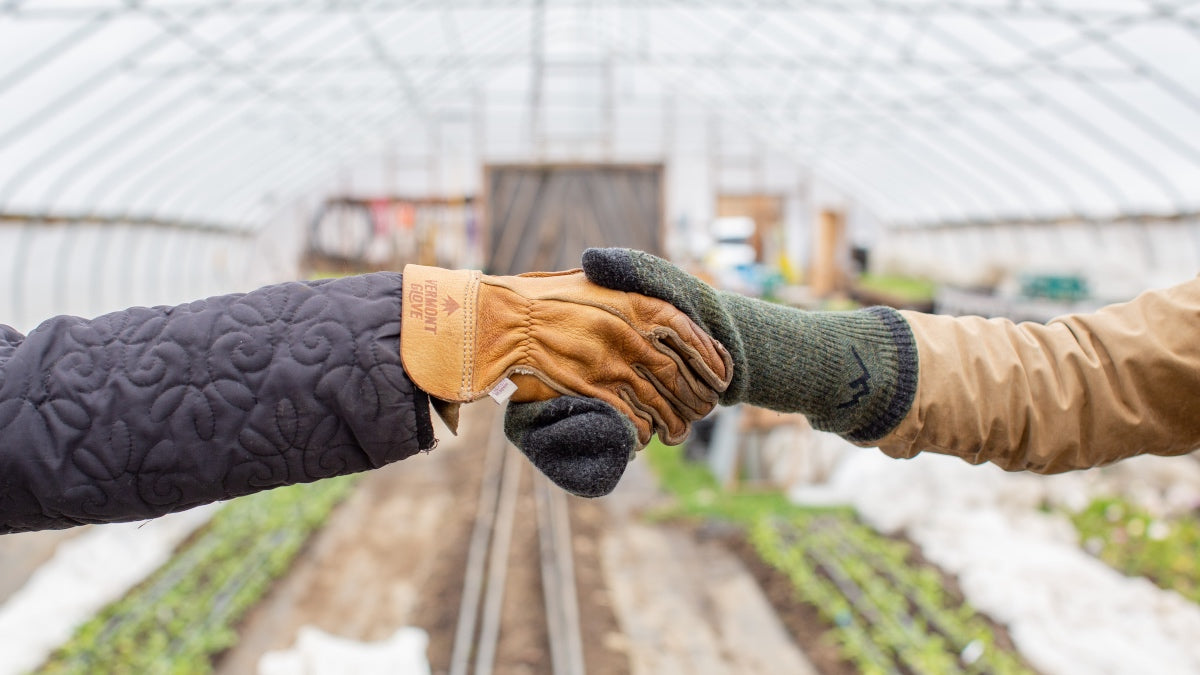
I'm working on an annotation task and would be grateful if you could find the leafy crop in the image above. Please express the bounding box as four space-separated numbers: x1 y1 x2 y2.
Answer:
752 515 1032 675
644 440 1033 674
857 274 938 304
1072 496 1200 603
40 476 357 674
642 434 826 523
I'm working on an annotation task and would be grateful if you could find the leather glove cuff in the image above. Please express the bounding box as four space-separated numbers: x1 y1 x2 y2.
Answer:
401 264 485 402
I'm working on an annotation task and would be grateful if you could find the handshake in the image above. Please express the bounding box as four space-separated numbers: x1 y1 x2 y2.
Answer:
401 248 917 498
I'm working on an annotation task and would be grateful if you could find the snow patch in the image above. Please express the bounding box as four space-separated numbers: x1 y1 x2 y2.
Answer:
789 440 1200 675
0 505 216 675
258 626 431 675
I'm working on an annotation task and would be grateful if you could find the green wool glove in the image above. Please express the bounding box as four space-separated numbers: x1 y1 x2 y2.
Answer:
581 248 918 443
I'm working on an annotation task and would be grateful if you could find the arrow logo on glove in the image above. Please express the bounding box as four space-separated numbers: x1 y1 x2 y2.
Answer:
442 295 460 317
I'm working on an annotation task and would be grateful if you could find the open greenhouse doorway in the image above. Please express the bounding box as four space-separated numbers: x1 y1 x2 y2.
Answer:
484 164 664 275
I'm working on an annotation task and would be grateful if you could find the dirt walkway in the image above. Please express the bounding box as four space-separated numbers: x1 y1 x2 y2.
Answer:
216 409 489 674
216 405 630 675
599 460 818 675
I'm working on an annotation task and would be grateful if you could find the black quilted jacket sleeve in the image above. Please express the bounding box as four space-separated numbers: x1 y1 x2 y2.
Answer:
0 272 435 533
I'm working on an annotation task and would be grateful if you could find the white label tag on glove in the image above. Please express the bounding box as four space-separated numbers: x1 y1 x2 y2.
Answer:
489 377 518 404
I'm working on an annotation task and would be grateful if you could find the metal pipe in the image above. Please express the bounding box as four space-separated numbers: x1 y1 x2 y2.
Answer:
448 419 508 675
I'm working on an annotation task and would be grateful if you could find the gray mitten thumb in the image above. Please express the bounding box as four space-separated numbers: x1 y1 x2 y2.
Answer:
504 397 638 498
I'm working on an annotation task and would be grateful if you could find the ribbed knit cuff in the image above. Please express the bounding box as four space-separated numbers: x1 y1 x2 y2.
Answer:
841 307 918 443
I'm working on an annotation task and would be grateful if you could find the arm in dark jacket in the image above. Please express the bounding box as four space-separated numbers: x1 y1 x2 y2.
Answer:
0 272 434 533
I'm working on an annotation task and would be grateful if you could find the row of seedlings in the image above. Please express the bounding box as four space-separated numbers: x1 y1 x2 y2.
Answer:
1072 496 1200 604
41 475 358 675
751 513 1034 675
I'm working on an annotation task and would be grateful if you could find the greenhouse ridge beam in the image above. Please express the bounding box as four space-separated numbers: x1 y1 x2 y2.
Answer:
122 54 1139 83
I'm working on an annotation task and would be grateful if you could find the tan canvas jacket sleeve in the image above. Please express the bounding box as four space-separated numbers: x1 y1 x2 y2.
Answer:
872 276 1200 473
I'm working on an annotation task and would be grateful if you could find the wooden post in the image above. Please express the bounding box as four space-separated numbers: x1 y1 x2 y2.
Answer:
811 208 845 297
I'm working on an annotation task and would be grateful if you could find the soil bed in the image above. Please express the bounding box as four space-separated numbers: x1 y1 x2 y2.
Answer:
218 406 630 675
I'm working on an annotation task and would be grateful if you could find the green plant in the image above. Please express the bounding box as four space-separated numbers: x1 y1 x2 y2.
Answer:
645 440 1033 674
40 475 357 674
857 274 938 304
753 515 1032 675
1071 496 1200 604
642 439 847 524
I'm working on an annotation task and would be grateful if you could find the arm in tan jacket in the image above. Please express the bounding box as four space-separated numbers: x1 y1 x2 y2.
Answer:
873 276 1200 473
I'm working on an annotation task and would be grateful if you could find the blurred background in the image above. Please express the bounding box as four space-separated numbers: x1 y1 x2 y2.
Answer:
3 1 1200 673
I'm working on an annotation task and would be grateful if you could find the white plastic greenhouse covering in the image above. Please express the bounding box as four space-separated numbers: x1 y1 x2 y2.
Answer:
4 0 1200 328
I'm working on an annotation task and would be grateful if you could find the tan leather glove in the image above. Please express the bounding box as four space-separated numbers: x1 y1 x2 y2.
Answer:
400 264 733 444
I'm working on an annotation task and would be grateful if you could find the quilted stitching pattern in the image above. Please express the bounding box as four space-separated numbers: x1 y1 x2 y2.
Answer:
0 273 432 533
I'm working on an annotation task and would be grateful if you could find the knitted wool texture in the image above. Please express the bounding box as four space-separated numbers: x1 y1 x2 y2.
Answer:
504 396 636 497
582 248 918 442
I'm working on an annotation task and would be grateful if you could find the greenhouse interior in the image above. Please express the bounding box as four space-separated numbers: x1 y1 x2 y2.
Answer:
3 1 1200 673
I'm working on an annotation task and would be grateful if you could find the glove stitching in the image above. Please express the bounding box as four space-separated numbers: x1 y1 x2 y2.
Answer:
462 272 480 398
518 307 535 366
511 299 552 396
